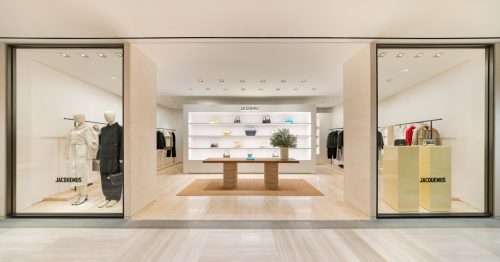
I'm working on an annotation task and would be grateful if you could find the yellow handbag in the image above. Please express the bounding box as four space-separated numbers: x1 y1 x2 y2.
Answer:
223 130 231 136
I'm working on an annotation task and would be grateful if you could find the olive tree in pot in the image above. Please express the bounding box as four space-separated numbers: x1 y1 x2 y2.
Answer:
269 128 297 160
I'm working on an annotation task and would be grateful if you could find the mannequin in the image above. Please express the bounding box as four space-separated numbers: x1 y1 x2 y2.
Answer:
96 111 123 208
66 113 98 205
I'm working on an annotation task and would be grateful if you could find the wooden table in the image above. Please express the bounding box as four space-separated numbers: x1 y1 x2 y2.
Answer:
202 158 300 190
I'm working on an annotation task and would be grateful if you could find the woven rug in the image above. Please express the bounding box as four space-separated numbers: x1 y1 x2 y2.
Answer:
177 179 324 196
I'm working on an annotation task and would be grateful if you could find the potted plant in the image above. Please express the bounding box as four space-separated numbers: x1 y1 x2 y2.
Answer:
269 128 297 160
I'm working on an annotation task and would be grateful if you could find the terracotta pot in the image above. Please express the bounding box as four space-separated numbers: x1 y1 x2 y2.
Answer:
280 147 289 160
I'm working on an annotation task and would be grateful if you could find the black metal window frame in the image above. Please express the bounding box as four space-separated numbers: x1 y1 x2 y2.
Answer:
6 44 125 218
375 44 495 218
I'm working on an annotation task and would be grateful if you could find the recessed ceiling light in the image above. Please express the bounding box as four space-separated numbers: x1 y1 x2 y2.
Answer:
240 79 245 83
80 53 88 58
433 52 442 58
378 52 386 57
386 79 392 82
219 79 224 83
280 80 286 83
276 88 281 91
301 80 307 83
205 88 211 91
60 53 69 58
98 53 106 58
111 76 117 80
396 53 404 58
198 79 204 83
415 53 423 58
260 79 266 83
116 53 122 57
401 68 409 73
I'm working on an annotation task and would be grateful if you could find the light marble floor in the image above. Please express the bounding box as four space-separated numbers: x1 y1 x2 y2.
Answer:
1 227 499 261
133 164 368 220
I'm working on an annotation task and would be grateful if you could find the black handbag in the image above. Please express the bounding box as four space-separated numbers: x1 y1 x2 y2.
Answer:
108 172 123 186
262 115 271 123
234 116 241 123
394 139 406 146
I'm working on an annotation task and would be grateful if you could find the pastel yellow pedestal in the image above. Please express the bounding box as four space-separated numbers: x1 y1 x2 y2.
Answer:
383 146 420 212
419 146 451 212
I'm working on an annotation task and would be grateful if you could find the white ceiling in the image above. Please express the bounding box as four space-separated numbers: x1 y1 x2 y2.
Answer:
1 1 499 38
378 48 485 100
134 42 367 98
19 48 123 96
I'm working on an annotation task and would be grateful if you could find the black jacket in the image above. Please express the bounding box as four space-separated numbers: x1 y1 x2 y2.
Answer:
327 131 338 159
96 123 123 174
166 132 176 158
156 131 166 149
377 131 384 150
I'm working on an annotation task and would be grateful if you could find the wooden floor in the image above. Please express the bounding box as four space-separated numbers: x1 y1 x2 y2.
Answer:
1 227 499 261
133 164 368 220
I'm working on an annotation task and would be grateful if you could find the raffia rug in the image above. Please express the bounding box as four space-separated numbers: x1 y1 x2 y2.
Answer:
177 179 324 196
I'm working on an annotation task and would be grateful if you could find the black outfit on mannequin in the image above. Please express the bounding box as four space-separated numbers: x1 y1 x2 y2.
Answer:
96 123 123 201
166 132 176 158
156 130 166 149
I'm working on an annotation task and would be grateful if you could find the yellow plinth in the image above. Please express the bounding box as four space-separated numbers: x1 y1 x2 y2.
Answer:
383 146 420 212
419 146 451 212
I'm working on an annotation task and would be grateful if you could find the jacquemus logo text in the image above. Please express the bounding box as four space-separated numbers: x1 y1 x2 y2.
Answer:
420 177 446 183
55 177 82 183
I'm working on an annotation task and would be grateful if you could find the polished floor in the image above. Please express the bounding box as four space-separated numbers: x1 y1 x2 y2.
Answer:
1 219 499 261
134 164 367 220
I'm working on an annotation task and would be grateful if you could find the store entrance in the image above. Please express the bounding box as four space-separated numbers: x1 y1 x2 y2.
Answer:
131 42 370 220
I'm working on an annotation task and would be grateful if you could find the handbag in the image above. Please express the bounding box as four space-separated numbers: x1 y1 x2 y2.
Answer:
262 115 271 123
108 172 123 186
234 116 241 123
394 139 406 146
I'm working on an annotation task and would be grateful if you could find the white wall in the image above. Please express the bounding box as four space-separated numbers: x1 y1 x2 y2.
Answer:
332 104 344 129
378 54 486 210
0 43 6 217
343 44 377 217
15 51 123 211
156 105 184 165
124 43 157 217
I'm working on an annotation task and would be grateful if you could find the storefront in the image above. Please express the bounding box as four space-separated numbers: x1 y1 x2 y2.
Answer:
0 42 497 219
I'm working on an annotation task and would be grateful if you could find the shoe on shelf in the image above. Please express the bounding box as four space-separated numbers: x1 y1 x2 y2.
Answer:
71 194 82 206
98 200 110 208
106 200 118 207
73 194 88 206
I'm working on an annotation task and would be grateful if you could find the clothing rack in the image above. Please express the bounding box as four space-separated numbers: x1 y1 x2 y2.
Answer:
392 118 442 139
328 128 343 131
157 127 175 132
63 117 107 125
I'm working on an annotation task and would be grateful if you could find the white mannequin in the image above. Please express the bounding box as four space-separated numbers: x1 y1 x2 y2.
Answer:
74 113 86 126
98 111 122 208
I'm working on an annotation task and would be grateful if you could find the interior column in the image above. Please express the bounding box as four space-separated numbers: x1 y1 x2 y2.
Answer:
0 43 6 218
342 44 377 217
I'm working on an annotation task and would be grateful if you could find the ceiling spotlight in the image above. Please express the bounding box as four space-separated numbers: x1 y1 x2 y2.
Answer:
378 52 386 57
111 76 117 80
198 79 204 83
415 53 423 58
98 53 106 58
240 79 245 83
116 53 122 57
205 88 211 91
301 80 307 83
219 79 224 83
386 79 392 82
401 68 409 73
433 52 442 58
396 53 404 58
280 80 286 83
80 53 88 58
60 53 70 58
260 79 266 83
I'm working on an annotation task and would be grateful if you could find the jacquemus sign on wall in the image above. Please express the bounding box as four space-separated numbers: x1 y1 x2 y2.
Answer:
239 105 260 111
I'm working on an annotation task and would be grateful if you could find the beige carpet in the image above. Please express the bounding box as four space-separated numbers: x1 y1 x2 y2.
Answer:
177 179 324 196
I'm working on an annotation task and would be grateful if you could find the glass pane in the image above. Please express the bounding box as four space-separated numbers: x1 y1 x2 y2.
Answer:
15 48 123 215
377 48 486 215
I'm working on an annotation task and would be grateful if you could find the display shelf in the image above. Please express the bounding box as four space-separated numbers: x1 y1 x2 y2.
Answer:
189 147 312 149
188 123 311 126
188 135 311 138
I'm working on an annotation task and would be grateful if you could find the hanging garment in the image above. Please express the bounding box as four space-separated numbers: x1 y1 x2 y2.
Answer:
377 131 384 150
336 131 344 161
405 126 416 146
166 132 176 158
156 130 166 149
327 131 338 159
164 131 172 149
411 125 441 145
66 123 98 188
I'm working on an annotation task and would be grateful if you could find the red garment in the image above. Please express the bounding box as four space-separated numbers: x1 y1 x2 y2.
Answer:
405 126 416 145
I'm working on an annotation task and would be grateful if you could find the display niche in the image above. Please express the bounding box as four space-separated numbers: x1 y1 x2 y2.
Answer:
188 112 312 160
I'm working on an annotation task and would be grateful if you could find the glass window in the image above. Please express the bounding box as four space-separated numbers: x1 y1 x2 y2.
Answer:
12 47 123 216
377 47 489 216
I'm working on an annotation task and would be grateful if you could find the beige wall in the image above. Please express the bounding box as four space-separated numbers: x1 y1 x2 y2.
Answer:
124 43 157 217
0 43 6 217
342 44 377 217
495 43 500 218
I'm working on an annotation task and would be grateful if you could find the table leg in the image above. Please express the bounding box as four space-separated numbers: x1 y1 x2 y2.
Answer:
223 162 237 189
264 163 279 189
